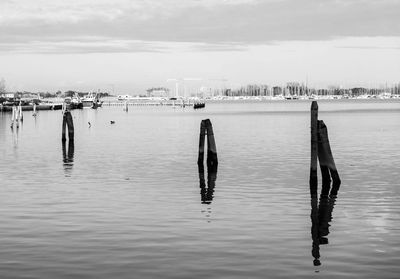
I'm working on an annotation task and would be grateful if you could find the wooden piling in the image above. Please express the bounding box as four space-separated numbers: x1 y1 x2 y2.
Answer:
205 119 218 170
10 106 15 128
197 120 207 165
18 103 23 122
62 110 74 142
16 105 20 128
317 120 341 197
68 139 75 162
310 101 318 196
66 112 74 141
62 113 67 141
197 119 218 169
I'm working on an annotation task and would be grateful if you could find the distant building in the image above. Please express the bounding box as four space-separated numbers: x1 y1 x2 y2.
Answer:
146 87 169 98
286 82 307 96
0 92 16 98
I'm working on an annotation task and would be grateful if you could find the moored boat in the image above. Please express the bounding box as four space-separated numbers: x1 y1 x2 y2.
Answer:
82 92 102 108
193 102 205 109
64 96 83 109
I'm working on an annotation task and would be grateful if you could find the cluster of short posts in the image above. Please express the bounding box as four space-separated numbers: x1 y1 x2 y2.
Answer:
10 103 23 129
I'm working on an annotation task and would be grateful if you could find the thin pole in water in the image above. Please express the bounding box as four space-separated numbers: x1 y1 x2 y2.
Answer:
310 101 318 196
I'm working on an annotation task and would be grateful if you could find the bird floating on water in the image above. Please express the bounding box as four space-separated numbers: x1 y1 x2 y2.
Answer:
88 121 91 127
110 121 115 124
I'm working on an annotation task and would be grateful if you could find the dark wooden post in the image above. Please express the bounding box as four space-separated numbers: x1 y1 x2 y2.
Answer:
62 111 74 142
205 119 218 170
18 102 23 122
317 120 341 197
197 120 207 165
68 139 75 162
62 112 67 141
310 101 318 196
198 119 218 168
66 111 74 141
11 105 16 128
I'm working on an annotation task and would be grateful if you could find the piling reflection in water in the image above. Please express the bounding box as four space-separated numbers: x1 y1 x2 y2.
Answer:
197 119 218 206
12 126 19 149
198 163 218 204
310 184 340 267
62 140 75 175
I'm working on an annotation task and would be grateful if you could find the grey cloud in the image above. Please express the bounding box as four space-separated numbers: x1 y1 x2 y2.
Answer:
336 46 400 50
191 43 249 52
0 38 168 54
1 0 399 53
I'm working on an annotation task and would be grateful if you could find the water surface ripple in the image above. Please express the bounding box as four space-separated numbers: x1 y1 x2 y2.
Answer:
1 100 399 278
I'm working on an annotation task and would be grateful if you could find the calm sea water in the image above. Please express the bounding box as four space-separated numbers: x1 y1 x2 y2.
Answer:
1 100 399 279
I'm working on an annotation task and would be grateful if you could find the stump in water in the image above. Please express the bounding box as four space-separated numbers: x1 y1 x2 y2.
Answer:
205 119 218 171
310 102 341 198
62 111 74 142
197 120 207 165
10 106 16 129
197 119 218 170
309 101 319 197
18 103 23 122
317 120 341 197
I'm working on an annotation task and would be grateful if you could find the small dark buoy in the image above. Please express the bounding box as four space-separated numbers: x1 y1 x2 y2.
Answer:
110 121 115 124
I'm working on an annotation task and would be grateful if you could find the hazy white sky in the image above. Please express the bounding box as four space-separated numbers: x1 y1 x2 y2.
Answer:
0 0 399 93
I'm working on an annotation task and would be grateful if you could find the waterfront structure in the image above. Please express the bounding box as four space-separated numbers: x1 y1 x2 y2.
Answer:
146 87 169 98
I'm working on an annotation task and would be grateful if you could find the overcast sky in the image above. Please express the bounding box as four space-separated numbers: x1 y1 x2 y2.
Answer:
1 0 399 93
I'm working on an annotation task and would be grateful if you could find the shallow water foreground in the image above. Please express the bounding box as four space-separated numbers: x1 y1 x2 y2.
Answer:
1 100 400 278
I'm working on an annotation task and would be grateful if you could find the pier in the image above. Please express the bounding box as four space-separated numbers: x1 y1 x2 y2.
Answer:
101 101 198 107
0 104 63 112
